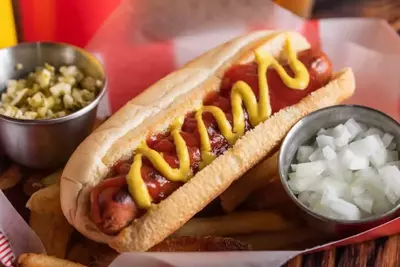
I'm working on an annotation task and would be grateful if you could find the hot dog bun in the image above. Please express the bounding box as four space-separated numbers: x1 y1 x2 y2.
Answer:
60 30 355 252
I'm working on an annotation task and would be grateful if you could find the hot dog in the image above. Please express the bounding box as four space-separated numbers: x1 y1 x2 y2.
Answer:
60 31 355 252
90 48 333 235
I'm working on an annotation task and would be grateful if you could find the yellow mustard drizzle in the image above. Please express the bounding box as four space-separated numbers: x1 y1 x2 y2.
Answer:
127 37 310 209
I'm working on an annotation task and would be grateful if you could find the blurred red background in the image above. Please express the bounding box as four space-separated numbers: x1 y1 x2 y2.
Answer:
18 0 122 47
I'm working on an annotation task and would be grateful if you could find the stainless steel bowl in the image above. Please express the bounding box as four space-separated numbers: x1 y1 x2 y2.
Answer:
0 42 107 169
279 105 400 236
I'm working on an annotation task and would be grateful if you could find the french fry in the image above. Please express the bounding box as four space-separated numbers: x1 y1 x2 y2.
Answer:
26 183 63 214
232 228 332 251
26 184 73 259
18 253 85 267
242 177 291 210
29 211 73 259
220 152 279 212
0 164 22 190
172 211 296 238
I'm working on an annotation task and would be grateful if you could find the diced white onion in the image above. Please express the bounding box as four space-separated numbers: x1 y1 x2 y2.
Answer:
288 175 321 193
369 149 388 168
298 191 312 206
331 124 352 147
382 133 394 148
290 118 400 221
344 118 363 140
388 142 397 150
388 161 400 169
291 164 297 172
309 148 324 161
388 151 399 162
295 161 326 178
322 146 337 160
316 135 336 150
317 128 330 136
296 146 314 163
354 192 374 213
379 166 400 204
365 127 384 138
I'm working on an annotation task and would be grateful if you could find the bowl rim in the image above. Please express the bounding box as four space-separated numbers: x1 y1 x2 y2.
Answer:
0 41 107 125
278 104 400 225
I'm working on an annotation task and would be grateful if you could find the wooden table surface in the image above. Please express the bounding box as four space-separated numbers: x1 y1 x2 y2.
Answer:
283 1 400 266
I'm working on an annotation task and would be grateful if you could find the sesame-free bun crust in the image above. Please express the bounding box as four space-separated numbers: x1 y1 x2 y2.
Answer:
60 30 355 252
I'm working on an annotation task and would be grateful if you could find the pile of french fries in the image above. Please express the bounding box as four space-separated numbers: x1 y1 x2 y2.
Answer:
0 118 333 267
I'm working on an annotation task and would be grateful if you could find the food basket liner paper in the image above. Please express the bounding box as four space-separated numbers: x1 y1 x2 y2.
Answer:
1 0 400 266
109 252 301 267
88 0 400 120
0 190 45 264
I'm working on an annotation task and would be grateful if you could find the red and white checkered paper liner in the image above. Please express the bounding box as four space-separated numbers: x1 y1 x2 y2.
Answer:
0 231 14 267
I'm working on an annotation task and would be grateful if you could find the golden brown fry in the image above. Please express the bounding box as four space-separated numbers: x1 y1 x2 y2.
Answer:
27 184 73 259
151 236 251 252
242 178 291 210
220 152 279 212
172 211 296 238
243 185 306 227
17 253 85 267
231 228 331 251
26 184 63 214
0 164 22 190
29 212 73 259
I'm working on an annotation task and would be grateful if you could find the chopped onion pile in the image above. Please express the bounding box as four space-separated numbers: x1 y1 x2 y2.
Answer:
289 118 400 221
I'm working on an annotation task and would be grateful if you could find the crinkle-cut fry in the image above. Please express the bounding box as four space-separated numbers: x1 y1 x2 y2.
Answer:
231 228 332 251
172 211 296 238
17 253 85 267
29 212 73 259
26 184 64 214
220 151 279 212
26 184 73 259
242 177 291 210
0 164 22 190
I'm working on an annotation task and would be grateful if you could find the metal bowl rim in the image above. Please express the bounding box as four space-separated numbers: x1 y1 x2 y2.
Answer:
279 104 400 225
0 41 107 125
